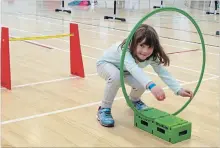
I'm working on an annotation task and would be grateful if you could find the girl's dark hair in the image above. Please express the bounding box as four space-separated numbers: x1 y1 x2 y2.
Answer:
119 24 170 66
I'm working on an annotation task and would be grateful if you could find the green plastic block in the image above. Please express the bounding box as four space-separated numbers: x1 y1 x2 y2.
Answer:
153 115 191 144
134 108 192 144
134 108 169 134
140 108 170 120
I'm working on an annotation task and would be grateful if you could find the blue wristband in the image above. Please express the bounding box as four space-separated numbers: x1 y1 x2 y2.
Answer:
148 83 156 90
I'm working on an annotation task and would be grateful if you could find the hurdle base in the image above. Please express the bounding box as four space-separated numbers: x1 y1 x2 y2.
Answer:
206 11 219 15
153 6 162 9
134 108 192 144
55 8 71 14
104 16 126 22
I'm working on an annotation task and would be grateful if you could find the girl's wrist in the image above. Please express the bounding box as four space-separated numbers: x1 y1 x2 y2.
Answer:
177 88 183 95
147 82 156 90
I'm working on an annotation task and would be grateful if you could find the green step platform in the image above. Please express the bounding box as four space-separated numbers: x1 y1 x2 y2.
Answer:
134 108 192 144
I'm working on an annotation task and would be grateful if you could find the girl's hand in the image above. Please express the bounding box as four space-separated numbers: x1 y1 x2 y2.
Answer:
150 86 166 101
178 88 193 98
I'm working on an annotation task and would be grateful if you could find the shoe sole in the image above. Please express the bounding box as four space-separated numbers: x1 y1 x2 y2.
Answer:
96 115 114 127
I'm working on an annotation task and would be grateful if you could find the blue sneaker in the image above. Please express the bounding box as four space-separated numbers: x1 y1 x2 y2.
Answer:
132 100 148 110
97 106 114 127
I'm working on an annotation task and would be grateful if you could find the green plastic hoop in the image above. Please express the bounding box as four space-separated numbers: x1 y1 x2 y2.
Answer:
120 7 206 116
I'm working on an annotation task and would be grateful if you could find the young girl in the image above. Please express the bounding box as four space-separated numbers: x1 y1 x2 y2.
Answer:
96 24 193 127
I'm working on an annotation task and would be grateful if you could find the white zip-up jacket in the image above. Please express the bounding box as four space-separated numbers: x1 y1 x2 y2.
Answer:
97 42 182 95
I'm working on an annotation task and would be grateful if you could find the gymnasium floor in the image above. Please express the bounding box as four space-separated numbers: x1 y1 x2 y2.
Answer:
1 0 220 147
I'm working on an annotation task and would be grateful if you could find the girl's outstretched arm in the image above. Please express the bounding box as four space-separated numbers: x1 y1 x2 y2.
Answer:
150 59 182 95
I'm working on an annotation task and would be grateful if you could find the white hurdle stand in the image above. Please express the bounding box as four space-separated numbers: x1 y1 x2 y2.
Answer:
55 0 72 13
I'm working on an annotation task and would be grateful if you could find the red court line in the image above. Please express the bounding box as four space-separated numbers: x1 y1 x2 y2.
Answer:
10 35 53 49
24 40 53 49
167 49 200 55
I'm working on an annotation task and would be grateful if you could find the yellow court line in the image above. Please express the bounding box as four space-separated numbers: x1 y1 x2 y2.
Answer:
9 33 73 41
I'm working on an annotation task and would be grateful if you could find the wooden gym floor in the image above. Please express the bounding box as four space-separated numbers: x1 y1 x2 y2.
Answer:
1 0 220 147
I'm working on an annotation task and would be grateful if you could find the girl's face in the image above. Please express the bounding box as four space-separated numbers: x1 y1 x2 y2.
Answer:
135 40 154 62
